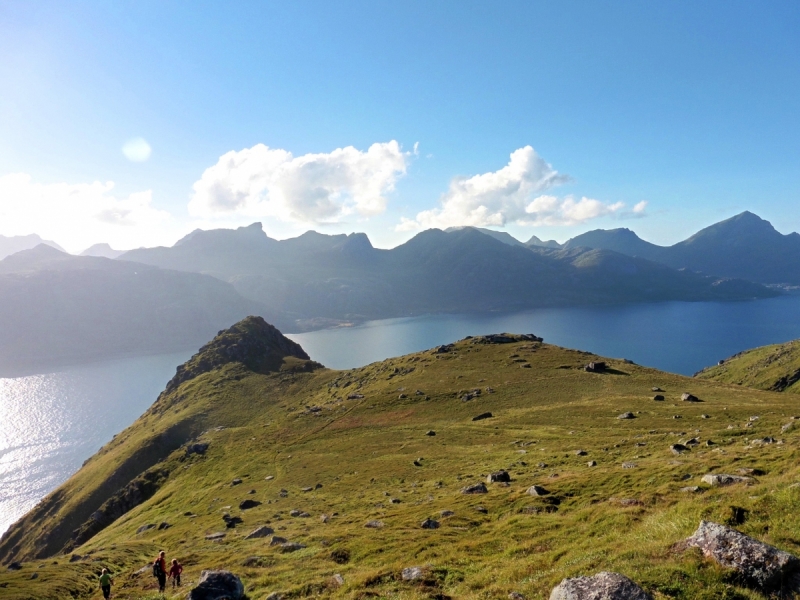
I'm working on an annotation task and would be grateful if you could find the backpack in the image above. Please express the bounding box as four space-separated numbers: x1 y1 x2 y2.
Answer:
153 560 163 578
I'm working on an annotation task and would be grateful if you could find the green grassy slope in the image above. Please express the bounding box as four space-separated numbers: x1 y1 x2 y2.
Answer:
697 339 800 393
2 321 800 600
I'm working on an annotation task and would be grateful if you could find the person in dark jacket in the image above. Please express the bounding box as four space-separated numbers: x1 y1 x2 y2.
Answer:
153 550 167 593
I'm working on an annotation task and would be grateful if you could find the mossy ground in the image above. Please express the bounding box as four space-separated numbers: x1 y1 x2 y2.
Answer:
2 337 800 599
698 338 800 393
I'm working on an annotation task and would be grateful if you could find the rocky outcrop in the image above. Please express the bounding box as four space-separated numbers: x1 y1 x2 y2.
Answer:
188 570 245 600
162 316 317 396
682 521 800 594
701 474 754 486
549 571 652 599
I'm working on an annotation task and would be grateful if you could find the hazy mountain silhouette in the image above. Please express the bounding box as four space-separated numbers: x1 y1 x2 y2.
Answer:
561 212 800 284
79 243 124 259
122 222 773 331
0 233 65 259
0 245 276 375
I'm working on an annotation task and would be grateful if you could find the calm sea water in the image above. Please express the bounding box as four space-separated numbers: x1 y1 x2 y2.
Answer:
288 294 800 374
0 351 191 537
4 294 800 538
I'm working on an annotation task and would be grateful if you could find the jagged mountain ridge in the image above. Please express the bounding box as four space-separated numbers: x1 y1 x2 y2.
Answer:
0 233 65 260
122 222 773 331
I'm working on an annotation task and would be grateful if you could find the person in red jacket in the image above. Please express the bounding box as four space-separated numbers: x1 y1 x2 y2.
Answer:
169 558 183 588
153 550 167 593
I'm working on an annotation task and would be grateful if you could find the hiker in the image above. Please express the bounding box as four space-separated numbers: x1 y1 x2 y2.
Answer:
153 550 167 593
169 558 183 588
99 567 114 599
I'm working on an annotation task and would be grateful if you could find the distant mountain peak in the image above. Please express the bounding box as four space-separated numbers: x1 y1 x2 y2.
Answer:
162 316 316 395
80 243 124 259
445 226 526 247
174 222 267 247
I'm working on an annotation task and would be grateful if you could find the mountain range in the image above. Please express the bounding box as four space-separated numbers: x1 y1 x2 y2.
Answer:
534 211 800 285
0 245 275 375
121 222 772 331
0 233 64 260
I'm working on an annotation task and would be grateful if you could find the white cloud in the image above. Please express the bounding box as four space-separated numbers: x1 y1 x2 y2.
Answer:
189 141 411 224
397 146 638 231
0 173 171 252
122 137 152 162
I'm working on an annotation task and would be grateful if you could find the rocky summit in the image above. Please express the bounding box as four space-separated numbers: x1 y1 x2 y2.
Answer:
1 319 800 599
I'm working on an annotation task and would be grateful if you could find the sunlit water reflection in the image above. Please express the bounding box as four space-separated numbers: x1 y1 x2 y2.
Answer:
0 352 191 536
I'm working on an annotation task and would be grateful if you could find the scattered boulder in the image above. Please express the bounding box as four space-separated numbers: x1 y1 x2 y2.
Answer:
652 387 663 392
205 532 226 540
425 430 436 436
682 520 800 594
751 437 777 446
461 482 488 494
245 526 274 539
269 536 288 546
509 593 526 600
231 478 243 486
680 486 701 493
527 485 550 496
157 521 170 530
574 449 587 456
681 392 700 402
440 510 455 517
671 444 690 455
487 470 511 483
472 412 493 421
188 569 245 600
549 571 652 600
186 442 209 456
364 520 385 529
621 462 637 469
239 499 261 510
653 395 665 401
136 524 156 534
474 506 488 514
222 514 243 528
584 361 606 373
265 593 282 600
7 562 22 571
420 517 440 529
280 542 306 553
617 412 635 420
402 566 428 581
701 474 754 486
587 460 597 467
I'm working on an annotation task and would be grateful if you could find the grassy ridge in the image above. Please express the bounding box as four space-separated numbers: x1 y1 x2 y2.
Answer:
697 339 800 393
1 329 800 599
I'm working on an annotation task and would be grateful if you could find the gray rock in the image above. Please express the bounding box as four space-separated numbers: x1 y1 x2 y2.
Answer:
474 506 488 513
621 462 637 469
245 526 274 539
652 387 663 392
681 392 700 402
7 562 22 570
587 461 597 467
617 412 635 420
231 478 243 486
426 430 436 436
472 412 493 421
157 521 170 530
671 444 690 455
205 532 226 540
461 482 488 494
188 569 245 600
421 517 440 529
585 362 606 372
701 474 754 486
487 470 511 483
509 593 526 600
440 510 455 517
280 542 306 553
364 520 384 528
136 524 155 534
680 486 700 493
402 566 427 581
574 449 587 456
186 442 209 456
528 485 550 496
549 571 652 599
269 536 288 546
265 593 282 600
239 499 261 510
683 520 800 593
652 395 665 401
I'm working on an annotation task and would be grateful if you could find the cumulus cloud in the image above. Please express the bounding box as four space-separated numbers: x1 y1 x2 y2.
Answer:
0 173 170 252
397 146 640 231
189 141 411 224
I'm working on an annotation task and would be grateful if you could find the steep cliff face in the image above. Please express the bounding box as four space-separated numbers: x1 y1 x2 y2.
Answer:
0 316 321 562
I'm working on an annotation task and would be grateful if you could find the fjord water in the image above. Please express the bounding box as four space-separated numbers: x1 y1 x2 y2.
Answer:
0 351 191 536
3 294 800 538
289 294 800 374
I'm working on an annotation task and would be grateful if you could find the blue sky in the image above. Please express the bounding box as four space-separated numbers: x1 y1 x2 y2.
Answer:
1 1 799 252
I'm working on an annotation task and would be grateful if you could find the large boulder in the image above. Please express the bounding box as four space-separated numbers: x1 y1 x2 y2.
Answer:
188 570 245 600
550 571 651 599
683 521 800 593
